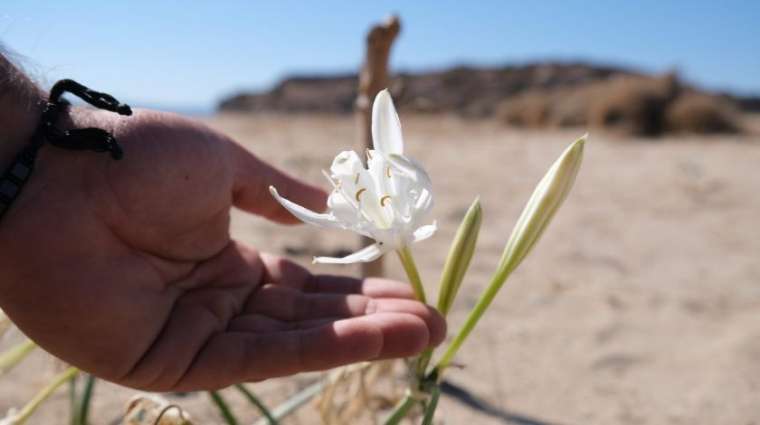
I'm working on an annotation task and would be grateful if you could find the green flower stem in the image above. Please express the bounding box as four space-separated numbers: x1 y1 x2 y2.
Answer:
234 384 277 425
13 367 79 425
382 393 416 425
0 339 36 374
396 246 426 303
435 265 511 370
396 245 433 379
421 385 441 425
209 391 239 425
73 374 96 425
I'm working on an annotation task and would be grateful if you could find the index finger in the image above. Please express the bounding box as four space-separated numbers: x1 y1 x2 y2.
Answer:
229 141 327 224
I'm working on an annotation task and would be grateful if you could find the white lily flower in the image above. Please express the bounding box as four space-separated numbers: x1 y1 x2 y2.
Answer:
270 89 436 264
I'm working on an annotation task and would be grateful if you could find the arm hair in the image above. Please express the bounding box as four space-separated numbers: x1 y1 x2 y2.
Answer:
0 43 43 107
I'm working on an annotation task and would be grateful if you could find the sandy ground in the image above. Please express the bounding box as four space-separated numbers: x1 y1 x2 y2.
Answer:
2 113 760 424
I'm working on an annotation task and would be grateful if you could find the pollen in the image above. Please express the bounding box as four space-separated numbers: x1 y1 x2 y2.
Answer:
380 195 392 207
355 188 367 202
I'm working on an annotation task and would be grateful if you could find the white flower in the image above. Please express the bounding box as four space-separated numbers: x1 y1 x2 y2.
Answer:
270 89 436 264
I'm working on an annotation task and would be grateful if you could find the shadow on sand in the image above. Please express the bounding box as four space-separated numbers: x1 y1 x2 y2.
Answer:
441 380 569 425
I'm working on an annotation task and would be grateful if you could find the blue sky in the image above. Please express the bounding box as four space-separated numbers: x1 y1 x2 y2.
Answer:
2 1 758 111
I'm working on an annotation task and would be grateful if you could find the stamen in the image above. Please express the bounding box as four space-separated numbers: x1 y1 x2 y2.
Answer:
355 188 367 202
354 173 360 184
380 195 391 207
386 166 392 178
321 169 337 187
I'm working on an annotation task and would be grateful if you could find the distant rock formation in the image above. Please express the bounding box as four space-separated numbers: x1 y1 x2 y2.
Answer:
218 62 635 115
220 74 358 113
218 61 758 135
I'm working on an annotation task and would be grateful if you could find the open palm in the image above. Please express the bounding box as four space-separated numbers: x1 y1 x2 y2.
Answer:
0 108 445 391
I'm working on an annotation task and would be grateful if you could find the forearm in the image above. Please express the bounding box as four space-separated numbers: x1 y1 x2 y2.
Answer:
0 50 46 168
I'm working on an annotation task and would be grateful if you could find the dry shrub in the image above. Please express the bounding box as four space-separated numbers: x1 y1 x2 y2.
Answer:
497 88 598 128
497 71 742 137
589 73 680 136
665 93 740 134
549 85 599 127
496 91 553 127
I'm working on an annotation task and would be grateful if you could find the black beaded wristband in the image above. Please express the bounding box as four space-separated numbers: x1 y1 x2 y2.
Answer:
0 79 132 219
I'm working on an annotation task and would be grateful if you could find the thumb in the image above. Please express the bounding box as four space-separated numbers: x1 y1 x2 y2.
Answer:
229 141 327 224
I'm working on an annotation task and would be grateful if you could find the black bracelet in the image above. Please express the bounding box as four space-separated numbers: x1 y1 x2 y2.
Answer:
0 79 132 219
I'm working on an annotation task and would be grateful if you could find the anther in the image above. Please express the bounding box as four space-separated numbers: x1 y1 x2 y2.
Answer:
380 195 391 207
355 188 367 202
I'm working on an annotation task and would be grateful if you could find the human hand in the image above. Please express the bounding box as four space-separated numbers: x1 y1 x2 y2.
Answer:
0 108 445 391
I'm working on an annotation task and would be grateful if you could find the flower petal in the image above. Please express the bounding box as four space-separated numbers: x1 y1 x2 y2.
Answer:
387 154 433 192
330 151 365 178
387 154 434 219
412 222 437 243
414 188 434 216
371 89 404 155
269 186 341 229
313 243 385 264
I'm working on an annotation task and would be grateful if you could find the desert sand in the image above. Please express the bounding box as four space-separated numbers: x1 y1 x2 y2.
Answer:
1 113 759 424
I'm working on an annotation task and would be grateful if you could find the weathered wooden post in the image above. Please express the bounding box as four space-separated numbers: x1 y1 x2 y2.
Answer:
355 15 401 278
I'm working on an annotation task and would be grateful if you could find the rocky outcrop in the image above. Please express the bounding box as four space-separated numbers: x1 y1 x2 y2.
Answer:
218 61 758 135
218 62 636 116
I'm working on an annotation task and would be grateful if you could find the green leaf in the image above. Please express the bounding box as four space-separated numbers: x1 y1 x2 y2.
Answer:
68 374 78 425
382 394 416 425
208 391 239 425
72 374 96 425
0 339 36 375
234 384 277 425
421 385 441 425
10 367 79 424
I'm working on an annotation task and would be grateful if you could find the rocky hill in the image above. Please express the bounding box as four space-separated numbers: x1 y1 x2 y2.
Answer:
219 62 639 115
218 62 759 135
